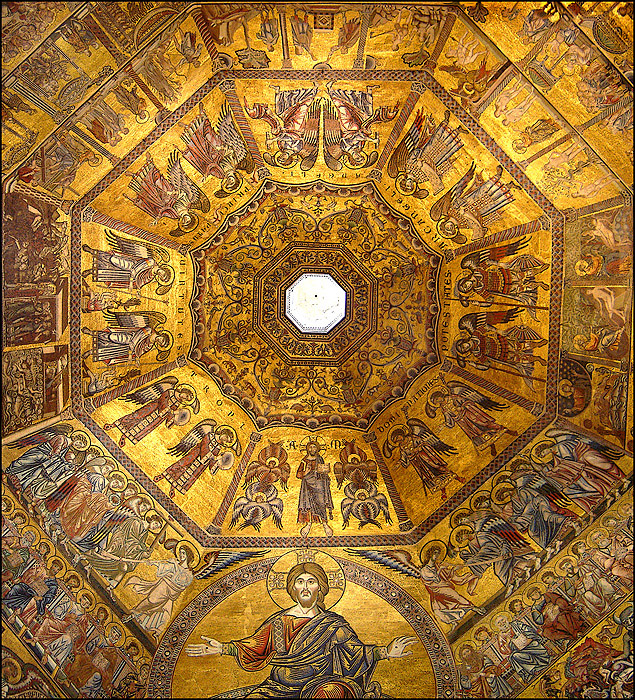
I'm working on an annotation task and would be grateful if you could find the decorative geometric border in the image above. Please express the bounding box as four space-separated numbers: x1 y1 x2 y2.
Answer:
147 556 458 698
251 242 378 365
68 66 561 548
189 177 444 432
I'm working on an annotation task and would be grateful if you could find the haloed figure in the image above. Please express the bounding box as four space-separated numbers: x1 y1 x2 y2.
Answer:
185 562 418 698
296 441 334 538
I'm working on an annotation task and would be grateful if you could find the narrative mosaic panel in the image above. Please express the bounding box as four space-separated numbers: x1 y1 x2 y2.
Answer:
2 2 632 699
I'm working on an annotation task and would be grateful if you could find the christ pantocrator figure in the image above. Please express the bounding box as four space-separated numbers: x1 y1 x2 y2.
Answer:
185 562 417 698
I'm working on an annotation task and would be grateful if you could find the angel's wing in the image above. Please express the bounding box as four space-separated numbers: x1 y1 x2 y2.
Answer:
429 162 476 222
460 236 530 270
231 435 243 458
167 420 218 457
545 429 624 463
477 513 531 551
299 99 321 171
406 418 456 456
387 111 433 178
447 381 507 412
103 310 167 330
458 308 522 334
323 100 343 171
521 474 575 512
243 461 262 486
167 151 210 213
270 498 284 530
105 230 168 263
345 548 420 578
121 376 178 406
216 104 254 174
195 550 269 579
5 423 73 449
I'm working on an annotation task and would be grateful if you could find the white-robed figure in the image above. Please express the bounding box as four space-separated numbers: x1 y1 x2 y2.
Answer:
82 231 174 296
122 543 196 638
5 425 90 500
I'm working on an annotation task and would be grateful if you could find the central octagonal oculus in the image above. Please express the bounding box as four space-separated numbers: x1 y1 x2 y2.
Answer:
285 273 347 334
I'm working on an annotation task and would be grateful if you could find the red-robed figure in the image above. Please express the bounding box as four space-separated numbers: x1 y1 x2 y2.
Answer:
186 562 417 698
105 378 199 447
426 381 516 456
382 419 465 501
154 422 240 498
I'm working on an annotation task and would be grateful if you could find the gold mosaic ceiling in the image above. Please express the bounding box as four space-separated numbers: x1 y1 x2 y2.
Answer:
2 2 633 699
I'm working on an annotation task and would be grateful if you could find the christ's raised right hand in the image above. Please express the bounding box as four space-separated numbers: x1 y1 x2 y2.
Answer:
185 635 222 656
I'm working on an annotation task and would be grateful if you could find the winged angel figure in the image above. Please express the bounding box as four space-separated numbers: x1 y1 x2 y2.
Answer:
455 237 549 319
82 310 172 366
105 377 200 447
180 102 254 196
154 422 241 498
382 418 465 500
126 152 210 234
425 380 516 456
430 163 519 242
323 82 399 170
82 231 174 296
450 510 538 593
347 544 485 629
245 84 321 170
228 442 289 532
453 309 547 390
387 109 468 198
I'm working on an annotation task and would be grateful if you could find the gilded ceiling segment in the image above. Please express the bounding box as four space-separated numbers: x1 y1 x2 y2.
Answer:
2 2 633 699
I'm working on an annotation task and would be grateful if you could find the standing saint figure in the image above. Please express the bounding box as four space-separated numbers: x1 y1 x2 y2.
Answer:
185 561 417 698
122 543 196 640
105 377 199 447
296 441 334 538
154 422 241 498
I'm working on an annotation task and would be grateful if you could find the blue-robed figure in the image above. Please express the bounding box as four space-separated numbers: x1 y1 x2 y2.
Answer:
505 471 579 548
5 550 64 625
493 613 551 683
459 514 535 589
184 562 418 698
5 425 90 500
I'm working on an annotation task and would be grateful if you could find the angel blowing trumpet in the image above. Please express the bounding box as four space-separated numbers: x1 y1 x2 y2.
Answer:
104 377 199 448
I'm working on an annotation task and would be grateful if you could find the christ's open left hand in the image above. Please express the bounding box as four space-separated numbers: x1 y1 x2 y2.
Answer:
387 635 418 658
185 635 222 656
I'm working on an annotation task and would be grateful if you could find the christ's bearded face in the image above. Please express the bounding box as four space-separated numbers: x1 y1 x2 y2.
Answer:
293 573 320 608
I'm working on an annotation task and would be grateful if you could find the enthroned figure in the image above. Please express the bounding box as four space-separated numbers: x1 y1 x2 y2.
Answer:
185 561 417 698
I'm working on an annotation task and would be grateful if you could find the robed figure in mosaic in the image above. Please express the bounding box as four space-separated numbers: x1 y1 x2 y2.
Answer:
425 381 516 456
81 231 175 295
105 378 199 447
185 562 417 698
382 419 465 501
154 422 241 498
296 441 334 538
